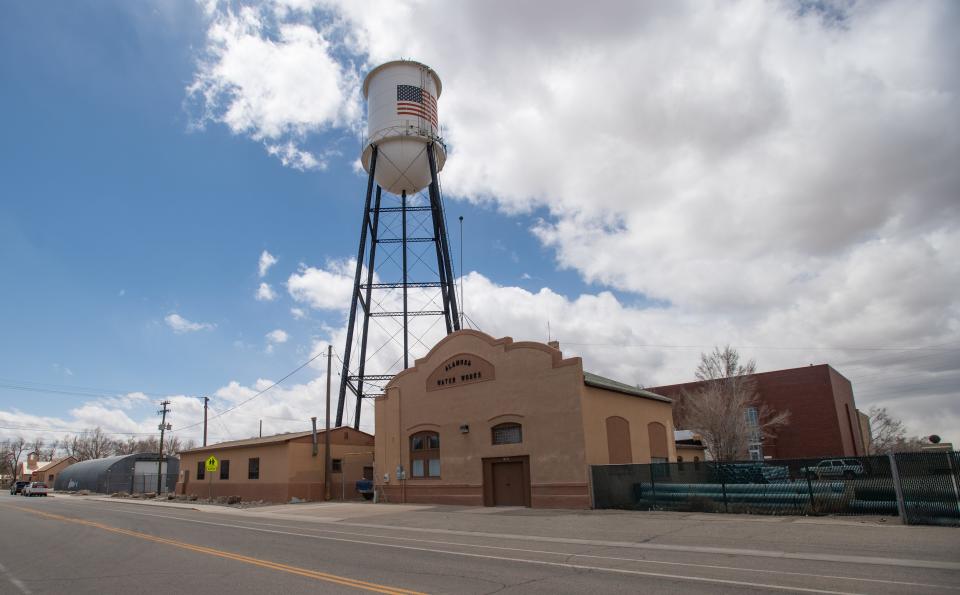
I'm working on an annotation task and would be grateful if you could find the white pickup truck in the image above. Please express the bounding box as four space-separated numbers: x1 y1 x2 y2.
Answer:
22 482 50 496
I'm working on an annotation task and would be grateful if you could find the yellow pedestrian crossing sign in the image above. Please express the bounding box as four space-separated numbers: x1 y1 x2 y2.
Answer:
205 455 219 472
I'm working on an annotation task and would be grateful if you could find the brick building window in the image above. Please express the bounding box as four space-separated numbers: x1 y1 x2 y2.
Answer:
220 460 230 480
492 423 522 445
332 459 342 473
410 431 440 478
248 457 259 480
746 407 763 460
197 461 205 480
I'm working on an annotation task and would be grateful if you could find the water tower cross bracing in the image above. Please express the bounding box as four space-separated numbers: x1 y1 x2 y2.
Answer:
336 60 460 429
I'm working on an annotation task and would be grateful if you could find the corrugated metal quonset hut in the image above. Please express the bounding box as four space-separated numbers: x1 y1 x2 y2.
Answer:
360 60 446 195
54 453 180 494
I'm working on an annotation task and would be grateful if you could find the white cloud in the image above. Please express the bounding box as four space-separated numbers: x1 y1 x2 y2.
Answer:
258 249 278 278
0 381 329 449
290 307 307 319
3 278 954 450
256 282 278 301
317 269 960 444
189 3 960 444
52 363 74 377
188 5 361 169
265 141 324 171
287 259 356 310
165 313 215 334
264 328 290 354
266 329 289 344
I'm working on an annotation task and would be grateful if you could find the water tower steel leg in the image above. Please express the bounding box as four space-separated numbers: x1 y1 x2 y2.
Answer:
402 189 409 369
337 146 378 427
428 199 453 334
427 143 461 331
353 186 382 429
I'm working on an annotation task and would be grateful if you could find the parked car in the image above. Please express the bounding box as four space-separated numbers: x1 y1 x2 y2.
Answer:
22 482 49 496
806 459 865 480
9 480 30 495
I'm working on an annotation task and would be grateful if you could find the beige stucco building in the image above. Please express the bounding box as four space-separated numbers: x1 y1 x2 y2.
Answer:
176 427 374 503
375 330 676 509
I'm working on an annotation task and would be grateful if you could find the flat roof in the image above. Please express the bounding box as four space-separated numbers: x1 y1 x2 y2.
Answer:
648 363 847 392
584 372 672 403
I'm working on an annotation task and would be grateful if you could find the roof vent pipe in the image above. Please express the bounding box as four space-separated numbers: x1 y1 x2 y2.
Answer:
311 417 318 457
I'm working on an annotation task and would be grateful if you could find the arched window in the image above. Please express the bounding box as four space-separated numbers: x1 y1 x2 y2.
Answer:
492 423 522 445
606 416 633 464
410 431 440 478
647 422 669 463
677 456 685 471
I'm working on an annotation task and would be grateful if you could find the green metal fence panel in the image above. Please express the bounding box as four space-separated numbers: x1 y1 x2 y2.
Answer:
591 452 959 524
893 451 960 527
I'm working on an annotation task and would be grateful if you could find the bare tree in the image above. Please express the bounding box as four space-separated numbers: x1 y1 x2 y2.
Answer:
678 346 790 462
112 437 138 456
867 407 926 454
164 436 182 457
30 437 44 457
6 436 28 478
66 428 114 461
0 440 14 481
112 436 176 456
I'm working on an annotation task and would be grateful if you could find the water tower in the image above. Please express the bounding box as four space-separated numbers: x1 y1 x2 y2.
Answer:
336 60 460 429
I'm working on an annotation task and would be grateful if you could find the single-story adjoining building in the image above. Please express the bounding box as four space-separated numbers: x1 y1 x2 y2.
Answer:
29 455 77 487
16 452 51 482
674 430 707 464
176 427 374 503
374 330 676 509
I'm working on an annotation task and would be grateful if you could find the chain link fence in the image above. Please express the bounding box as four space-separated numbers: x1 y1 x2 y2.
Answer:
591 451 960 526
60 471 179 495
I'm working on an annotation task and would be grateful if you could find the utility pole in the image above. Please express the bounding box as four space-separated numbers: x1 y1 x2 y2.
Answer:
325 345 332 501
157 400 171 495
459 215 464 328
203 396 209 447
259 419 262 438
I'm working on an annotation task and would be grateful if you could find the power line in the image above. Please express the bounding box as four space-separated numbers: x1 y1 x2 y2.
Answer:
172 348 329 433
0 424 157 436
560 342 960 352
0 383 149 401
0 378 174 399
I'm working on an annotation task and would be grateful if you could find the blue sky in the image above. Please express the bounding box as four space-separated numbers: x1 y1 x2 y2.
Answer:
1 1 957 447
0 1 600 442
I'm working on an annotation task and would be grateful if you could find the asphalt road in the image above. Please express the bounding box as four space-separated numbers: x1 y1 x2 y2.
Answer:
0 493 958 594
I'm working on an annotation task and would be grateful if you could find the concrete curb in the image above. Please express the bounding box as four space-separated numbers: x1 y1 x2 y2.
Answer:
76 496 199 511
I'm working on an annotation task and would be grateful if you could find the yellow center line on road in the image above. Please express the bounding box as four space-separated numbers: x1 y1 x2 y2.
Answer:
3 504 425 595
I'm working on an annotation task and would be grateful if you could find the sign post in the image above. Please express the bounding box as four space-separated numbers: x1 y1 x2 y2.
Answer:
206 455 218 500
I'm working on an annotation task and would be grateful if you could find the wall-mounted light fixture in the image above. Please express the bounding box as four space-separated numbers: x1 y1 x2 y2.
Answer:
459 424 470 434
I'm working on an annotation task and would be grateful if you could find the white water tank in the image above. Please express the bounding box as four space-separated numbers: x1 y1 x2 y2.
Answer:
361 60 446 195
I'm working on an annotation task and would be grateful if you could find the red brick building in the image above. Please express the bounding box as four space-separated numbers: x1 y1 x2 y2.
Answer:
647 364 868 460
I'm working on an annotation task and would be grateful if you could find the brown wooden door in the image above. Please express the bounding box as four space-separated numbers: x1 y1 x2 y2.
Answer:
492 461 525 506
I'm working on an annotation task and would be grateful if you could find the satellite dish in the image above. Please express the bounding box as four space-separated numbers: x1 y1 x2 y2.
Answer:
928 434 941 444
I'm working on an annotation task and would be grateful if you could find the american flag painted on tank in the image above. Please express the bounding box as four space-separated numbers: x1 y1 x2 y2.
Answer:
397 84 438 127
